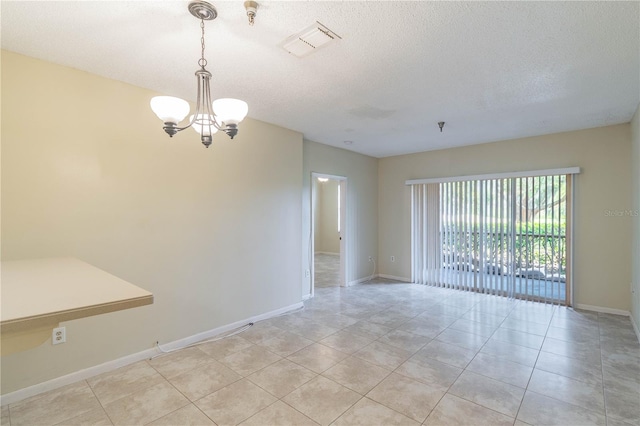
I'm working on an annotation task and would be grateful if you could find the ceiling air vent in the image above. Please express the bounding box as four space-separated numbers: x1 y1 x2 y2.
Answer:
280 22 341 58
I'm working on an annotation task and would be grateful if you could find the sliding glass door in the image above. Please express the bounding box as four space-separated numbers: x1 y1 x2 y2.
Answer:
411 172 573 305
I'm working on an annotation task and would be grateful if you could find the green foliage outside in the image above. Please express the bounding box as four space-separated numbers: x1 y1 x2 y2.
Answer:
439 175 568 276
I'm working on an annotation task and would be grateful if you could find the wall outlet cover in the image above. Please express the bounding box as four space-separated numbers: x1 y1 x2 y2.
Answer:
52 326 66 345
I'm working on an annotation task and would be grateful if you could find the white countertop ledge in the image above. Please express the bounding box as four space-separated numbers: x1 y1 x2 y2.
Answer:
1 257 154 333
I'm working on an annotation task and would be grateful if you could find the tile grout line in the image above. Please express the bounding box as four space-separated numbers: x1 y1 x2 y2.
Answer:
85 379 116 426
442 299 521 422
512 304 554 423
392 298 504 423
300 296 432 424
240 329 365 425
145 349 241 425
598 313 609 425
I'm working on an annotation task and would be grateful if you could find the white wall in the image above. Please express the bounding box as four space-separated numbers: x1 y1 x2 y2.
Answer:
378 125 633 312
631 104 640 334
1 51 304 394
302 141 378 294
314 179 340 254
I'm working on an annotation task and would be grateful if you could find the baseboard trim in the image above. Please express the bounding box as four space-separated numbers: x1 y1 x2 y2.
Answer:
378 274 411 283
346 274 411 286
0 301 304 406
574 303 630 317
347 276 371 286
631 312 640 344
1 347 158 408
315 252 339 256
347 274 380 286
302 293 312 301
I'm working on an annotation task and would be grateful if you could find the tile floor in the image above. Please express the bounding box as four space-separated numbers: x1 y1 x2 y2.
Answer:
314 254 339 288
3 279 640 426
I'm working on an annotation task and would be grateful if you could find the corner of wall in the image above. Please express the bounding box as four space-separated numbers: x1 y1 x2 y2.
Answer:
630 103 640 341
632 311 640 344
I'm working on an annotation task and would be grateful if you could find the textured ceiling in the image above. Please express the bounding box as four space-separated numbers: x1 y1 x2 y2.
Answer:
2 1 639 158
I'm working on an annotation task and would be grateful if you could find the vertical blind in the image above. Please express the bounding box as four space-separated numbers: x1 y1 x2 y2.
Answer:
409 169 577 305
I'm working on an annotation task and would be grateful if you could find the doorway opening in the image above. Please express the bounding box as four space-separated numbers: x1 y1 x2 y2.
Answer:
311 173 347 295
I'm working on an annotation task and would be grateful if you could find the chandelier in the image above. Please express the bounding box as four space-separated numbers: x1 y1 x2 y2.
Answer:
150 1 248 148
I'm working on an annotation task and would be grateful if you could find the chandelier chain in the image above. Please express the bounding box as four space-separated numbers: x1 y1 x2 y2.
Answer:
198 19 207 68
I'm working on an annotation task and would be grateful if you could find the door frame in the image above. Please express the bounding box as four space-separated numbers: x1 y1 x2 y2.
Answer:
311 172 347 296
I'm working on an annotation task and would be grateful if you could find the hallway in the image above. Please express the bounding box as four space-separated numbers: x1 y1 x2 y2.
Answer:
314 253 340 288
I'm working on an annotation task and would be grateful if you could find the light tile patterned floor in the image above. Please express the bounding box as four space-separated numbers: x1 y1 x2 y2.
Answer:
3 279 640 425
314 253 339 288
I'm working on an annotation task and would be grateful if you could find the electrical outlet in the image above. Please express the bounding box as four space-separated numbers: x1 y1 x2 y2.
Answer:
305 269 310 277
391 256 395 262
52 326 66 345
368 256 373 262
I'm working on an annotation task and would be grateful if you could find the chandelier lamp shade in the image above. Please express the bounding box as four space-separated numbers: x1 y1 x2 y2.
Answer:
150 1 248 148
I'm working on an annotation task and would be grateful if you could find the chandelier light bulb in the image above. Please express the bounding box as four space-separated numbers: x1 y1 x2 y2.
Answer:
212 98 249 125
190 114 218 136
150 96 190 124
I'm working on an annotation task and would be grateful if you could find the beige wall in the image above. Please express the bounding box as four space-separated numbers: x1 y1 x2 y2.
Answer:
379 125 633 311
1 51 303 393
631 105 640 332
302 141 378 293
314 179 340 254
